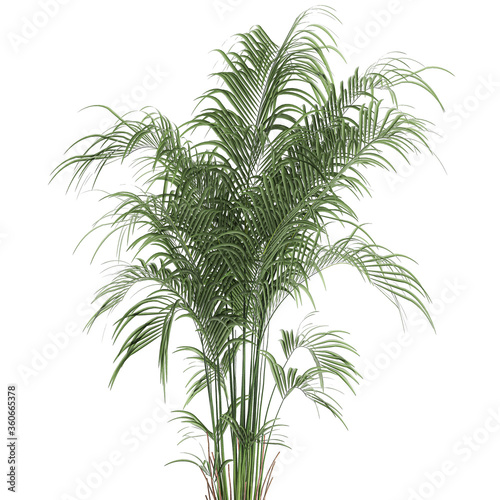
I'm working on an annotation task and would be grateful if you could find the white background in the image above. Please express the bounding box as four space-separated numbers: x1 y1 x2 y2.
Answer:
1 1 500 499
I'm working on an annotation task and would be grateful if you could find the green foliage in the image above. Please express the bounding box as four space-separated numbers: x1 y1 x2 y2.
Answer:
54 6 445 499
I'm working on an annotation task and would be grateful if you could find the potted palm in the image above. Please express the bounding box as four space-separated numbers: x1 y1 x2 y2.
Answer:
53 6 445 499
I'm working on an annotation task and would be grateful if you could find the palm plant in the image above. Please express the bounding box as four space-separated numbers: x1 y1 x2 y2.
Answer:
53 6 445 499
